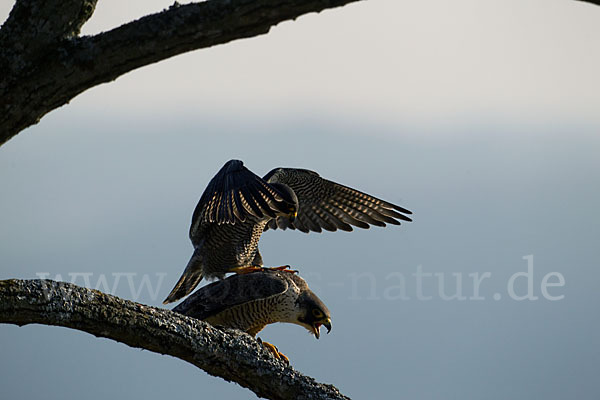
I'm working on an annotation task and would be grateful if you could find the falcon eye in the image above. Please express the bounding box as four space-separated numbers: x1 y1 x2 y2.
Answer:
312 309 323 318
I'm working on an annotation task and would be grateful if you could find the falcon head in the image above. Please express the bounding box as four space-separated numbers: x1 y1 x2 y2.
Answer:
295 290 332 339
270 183 299 222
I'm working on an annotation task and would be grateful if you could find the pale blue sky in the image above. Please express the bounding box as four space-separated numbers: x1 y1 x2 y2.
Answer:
1 1 599 399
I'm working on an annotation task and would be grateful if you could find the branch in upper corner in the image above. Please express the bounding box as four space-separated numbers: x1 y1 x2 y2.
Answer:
575 0 600 6
0 279 350 400
0 0 363 146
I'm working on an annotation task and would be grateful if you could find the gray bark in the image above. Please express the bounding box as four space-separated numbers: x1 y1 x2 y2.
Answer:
0 0 363 146
0 279 350 400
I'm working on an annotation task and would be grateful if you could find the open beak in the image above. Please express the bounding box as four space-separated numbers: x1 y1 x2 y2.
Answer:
312 318 332 340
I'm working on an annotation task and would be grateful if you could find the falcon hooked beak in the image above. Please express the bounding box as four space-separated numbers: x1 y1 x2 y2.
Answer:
289 209 298 223
295 285 331 339
311 317 332 339
273 202 297 223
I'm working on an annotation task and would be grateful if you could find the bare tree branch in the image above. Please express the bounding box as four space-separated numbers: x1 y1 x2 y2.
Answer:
0 279 350 400
0 0 363 146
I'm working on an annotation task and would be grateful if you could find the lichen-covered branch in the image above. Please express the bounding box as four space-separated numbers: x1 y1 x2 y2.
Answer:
0 279 349 400
0 0 363 146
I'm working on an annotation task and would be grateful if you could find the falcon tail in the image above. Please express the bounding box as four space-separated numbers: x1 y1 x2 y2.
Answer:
163 256 204 304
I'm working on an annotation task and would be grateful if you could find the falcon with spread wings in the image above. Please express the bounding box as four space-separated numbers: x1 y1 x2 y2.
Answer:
163 159 412 304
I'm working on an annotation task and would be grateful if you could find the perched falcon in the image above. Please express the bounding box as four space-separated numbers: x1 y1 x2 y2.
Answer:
173 269 331 337
172 270 331 361
163 159 412 304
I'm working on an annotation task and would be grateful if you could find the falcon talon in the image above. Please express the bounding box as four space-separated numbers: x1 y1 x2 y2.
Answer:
267 265 299 274
266 344 290 365
230 265 263 275
261 341 282 360
278 352 290 365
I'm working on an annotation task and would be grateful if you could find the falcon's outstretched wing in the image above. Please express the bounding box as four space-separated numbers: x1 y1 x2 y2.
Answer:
190 160 296 237
172 271 289 320
263 167 412 233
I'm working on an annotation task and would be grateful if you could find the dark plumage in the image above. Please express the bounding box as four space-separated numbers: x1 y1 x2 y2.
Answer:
173 270 331 339
163 159 412 304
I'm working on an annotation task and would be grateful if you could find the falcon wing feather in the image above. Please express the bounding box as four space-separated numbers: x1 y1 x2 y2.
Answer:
189 160 296 239
263 167 412 233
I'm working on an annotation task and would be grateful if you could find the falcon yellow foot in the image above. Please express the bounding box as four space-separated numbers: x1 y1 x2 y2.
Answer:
230 266 263 275
261 340 290 365
266 265 298 274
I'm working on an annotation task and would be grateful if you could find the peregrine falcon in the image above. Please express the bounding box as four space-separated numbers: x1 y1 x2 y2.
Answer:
172 269 331 361
163 159 412 304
